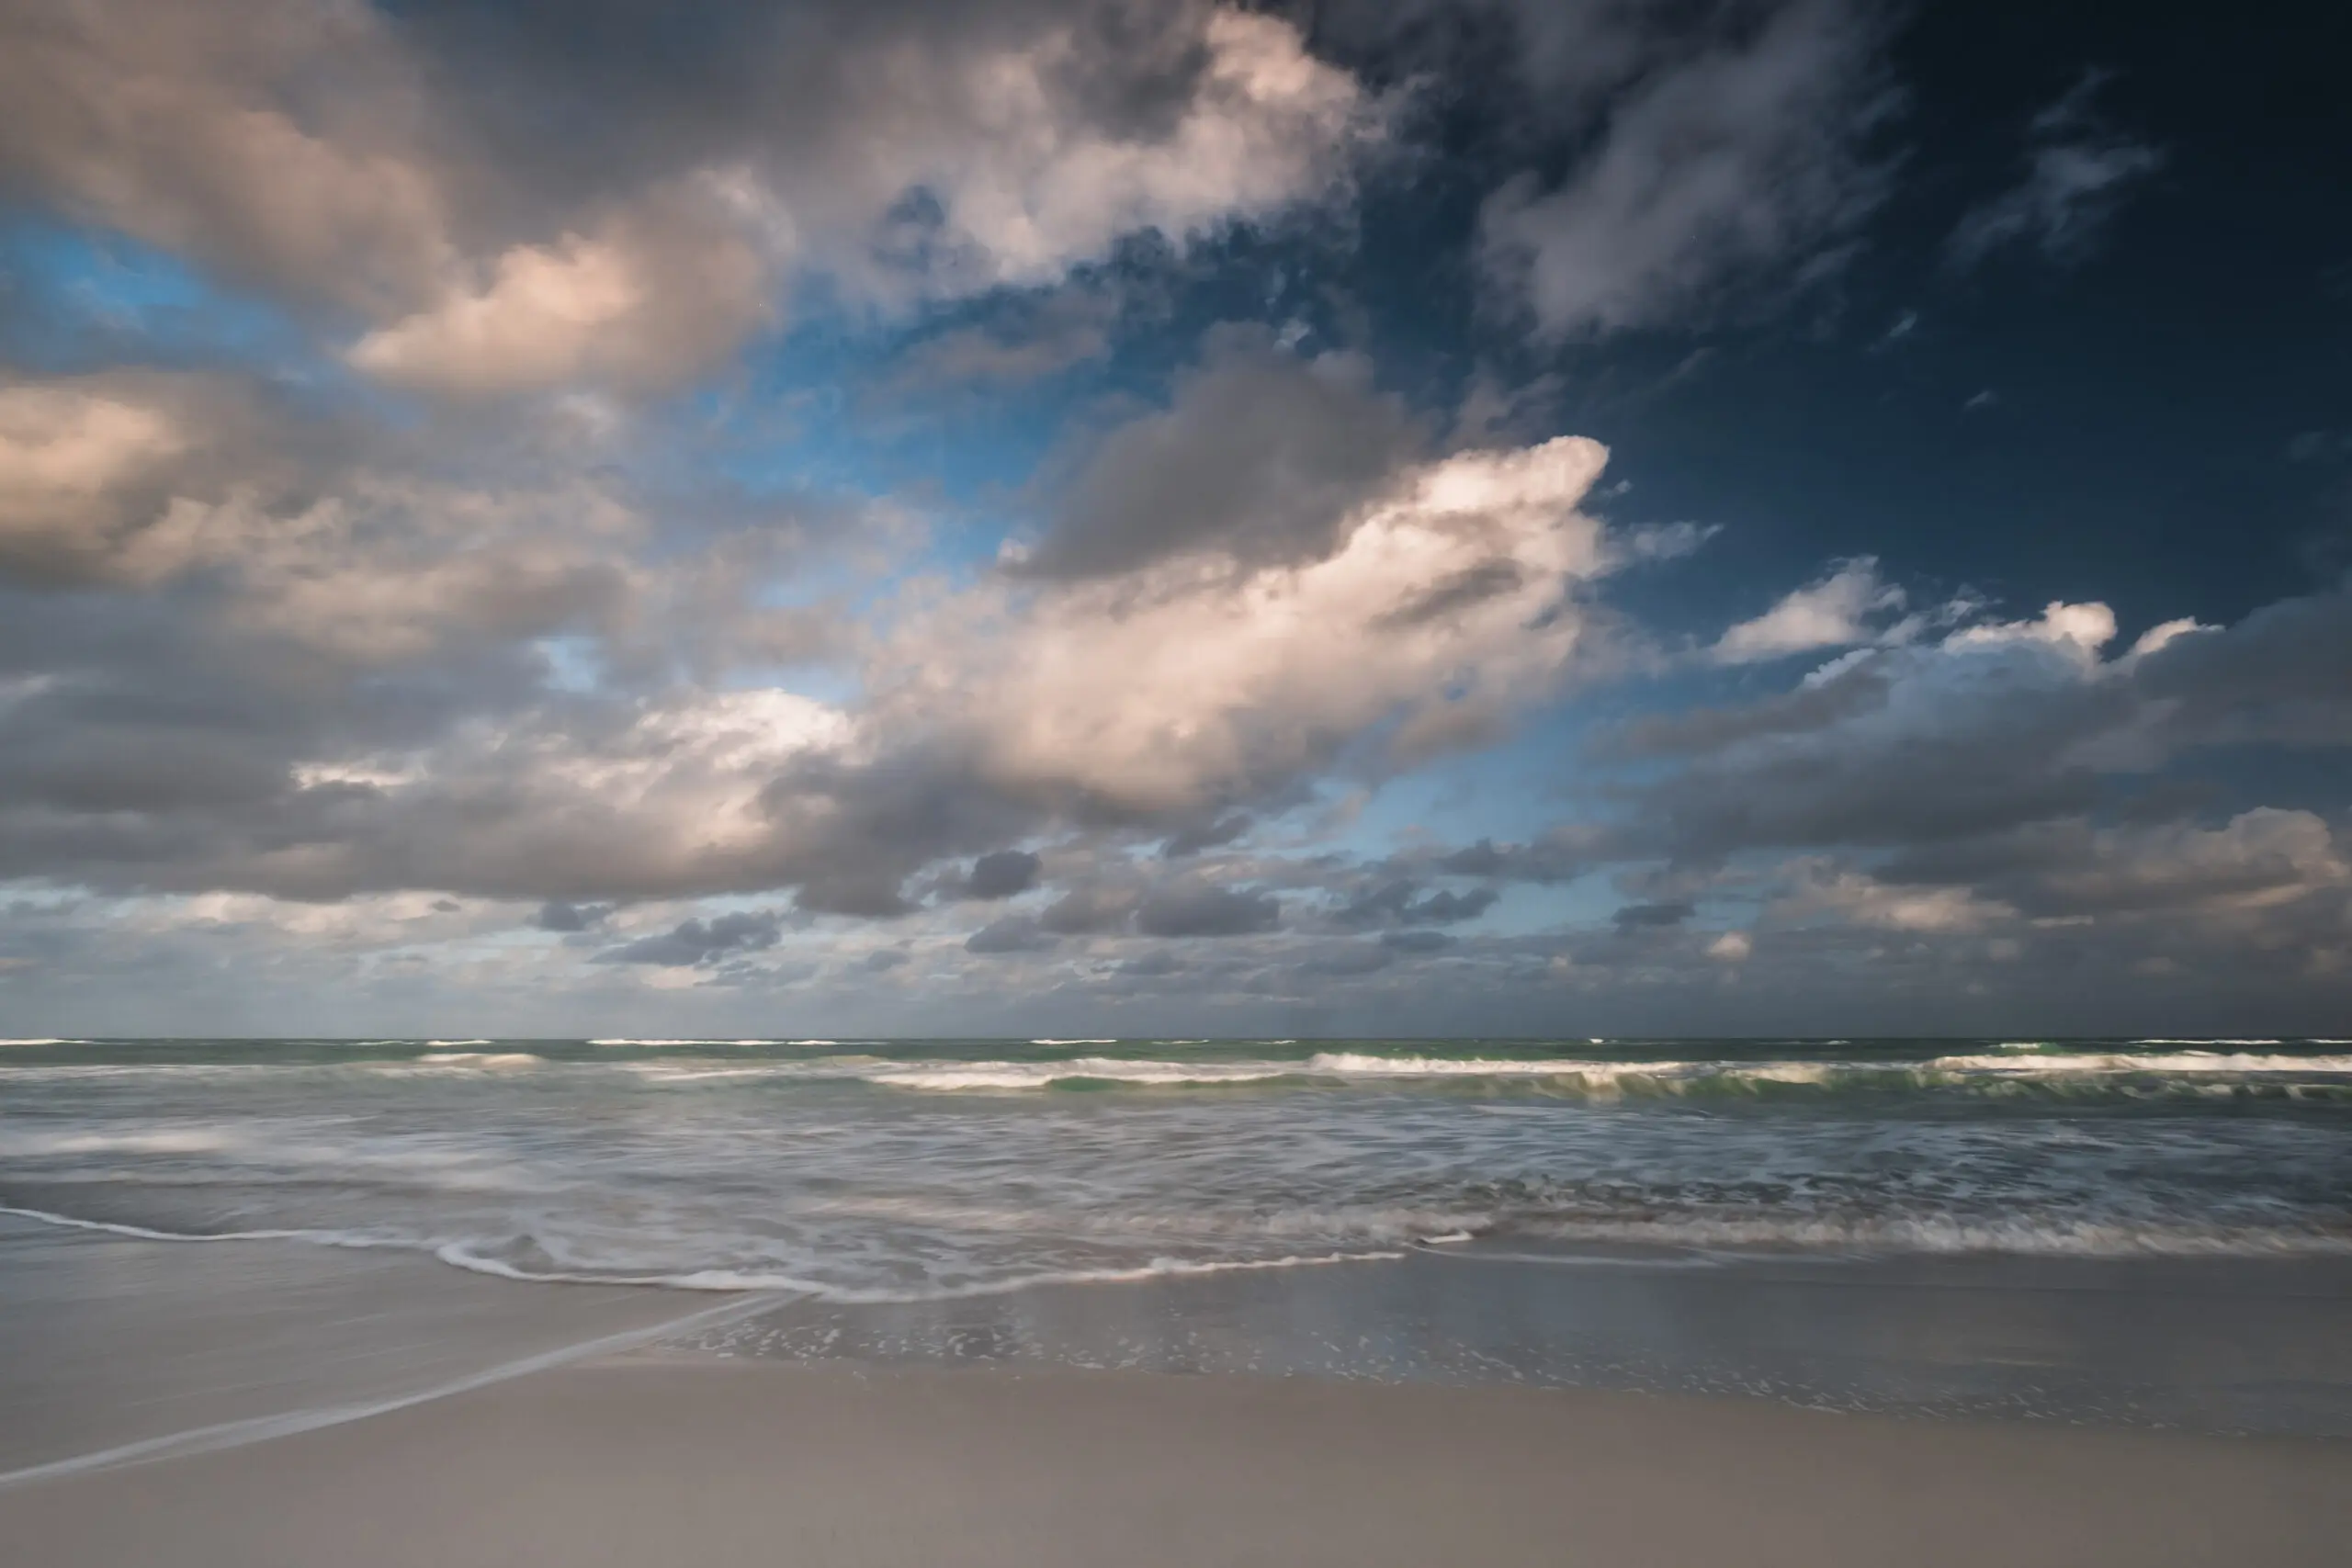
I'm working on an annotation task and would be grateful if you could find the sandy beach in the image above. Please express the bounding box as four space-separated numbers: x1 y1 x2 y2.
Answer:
5 1205 2350 1565
3 1348 2346 1567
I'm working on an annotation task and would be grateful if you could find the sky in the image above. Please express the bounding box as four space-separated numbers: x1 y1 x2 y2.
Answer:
0 0 2346 1038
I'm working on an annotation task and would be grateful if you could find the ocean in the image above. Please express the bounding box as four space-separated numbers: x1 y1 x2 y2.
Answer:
5 1035 2348 1433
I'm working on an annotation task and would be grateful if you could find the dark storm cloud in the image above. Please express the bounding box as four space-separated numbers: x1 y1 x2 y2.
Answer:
1016 327 1422 578
2132 582 2352 748
1871 809 2346 922
1161 813 1252 858
1611 899 1695 929
596 909 784 966
1379 928 1456 953
1328 879 1499 929
963 849 1043 900
1601 665 1894 759
1587 586 2352 866
532 900 612 932
386 0 1236 202
1134 880 1282 937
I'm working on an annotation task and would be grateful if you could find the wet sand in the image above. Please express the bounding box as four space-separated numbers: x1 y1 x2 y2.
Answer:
0 1215 702 1475
3 1216 2346 1565
3 1350 2346 1567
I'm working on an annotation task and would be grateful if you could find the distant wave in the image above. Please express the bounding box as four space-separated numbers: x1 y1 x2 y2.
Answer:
842 1049 2352 1096
371 1052 545 1073
2130 1038 2284 1047
12 1046 2348 1097
1926 1051 2350 1075
587 1038 778 1047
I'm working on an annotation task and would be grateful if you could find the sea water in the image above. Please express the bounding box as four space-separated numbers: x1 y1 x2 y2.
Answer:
3 1036 2347 1432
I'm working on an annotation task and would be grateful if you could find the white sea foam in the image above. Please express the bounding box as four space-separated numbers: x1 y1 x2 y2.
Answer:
0 1038 83 1046
424 1039 494 1049
876 1058 1299 1090
373 1052 545 1073
1928 1052 2352 1075
0 1201 1403 1302
879 1062 1298 1086
586 1038 776 1047
430 1243 1408 1301
2129 1038 2285 1046
1029 1039 1119 1046
1517 1212 2352 1259
0 1201 408 1251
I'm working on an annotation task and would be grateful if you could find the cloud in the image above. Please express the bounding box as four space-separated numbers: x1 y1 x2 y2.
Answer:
888 282 1122 391
0 2 1381 399
596 908 784 965
1767 864 2014 933
1948 70 2164 270
0 0 454 316
1379 928 1454 953
1586 584 2352 890
1712 557 1905 662
884 424 1617 817
964 849 1043 900
1135 880 1281 936
1018 327 1421 578
1039 884 1139 935
1612 899 1695 930
532 900 611 932
1431 831 1590 883
1329 879 1499 929
1478 0 1891 336
1161 813 1252 858
1883 809 2348 923
965 913 1059 953
0 371 311 584
348 187 772 397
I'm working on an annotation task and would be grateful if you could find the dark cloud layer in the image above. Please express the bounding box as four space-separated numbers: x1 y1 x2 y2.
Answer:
1020 327 1421 577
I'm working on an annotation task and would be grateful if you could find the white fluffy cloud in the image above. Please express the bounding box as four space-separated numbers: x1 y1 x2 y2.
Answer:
1713 557 1904 662
2 2 1377 399
348 190 772 397
1769 864 2016 933
858 8 1374 296
880 434 1614 813
0 380 187 547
